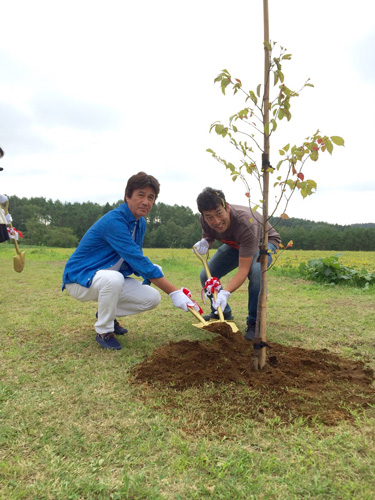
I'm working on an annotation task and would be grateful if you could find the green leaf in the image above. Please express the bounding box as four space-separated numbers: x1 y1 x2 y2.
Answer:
215 124 224 134
325 139 333 155
283 143 290 152
214 70 230 83
206 149 215 154
249 91 257 104
221 77 230 95
256 84 261 97
331 136 345 146
286 179 296 189
264 41 272 51
209 121 220 133
307 179 317 190
271 119 277 131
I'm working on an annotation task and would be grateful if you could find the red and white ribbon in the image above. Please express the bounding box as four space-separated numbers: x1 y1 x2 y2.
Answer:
7 227 23 240
182 287 203 315
201 277 222 303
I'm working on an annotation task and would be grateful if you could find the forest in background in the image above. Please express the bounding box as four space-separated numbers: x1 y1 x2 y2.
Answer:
5 195 375 251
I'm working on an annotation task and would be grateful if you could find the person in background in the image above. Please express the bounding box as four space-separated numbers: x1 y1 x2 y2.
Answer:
194 187 281 341
0 147 11 243
63 172 200 350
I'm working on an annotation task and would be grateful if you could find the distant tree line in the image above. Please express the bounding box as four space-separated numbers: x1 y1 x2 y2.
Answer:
270 217 375 252
5 195 375 251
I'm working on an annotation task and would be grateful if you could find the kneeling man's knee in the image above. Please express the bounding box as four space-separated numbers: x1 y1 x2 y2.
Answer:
146 288 161 310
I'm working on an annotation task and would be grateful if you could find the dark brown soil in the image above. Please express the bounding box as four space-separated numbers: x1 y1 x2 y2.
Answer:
131 324 375 425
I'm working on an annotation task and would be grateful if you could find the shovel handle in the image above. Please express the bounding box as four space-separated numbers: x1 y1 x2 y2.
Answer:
192 245 225 323
3 200 24 268
3 203 21 255
188 306 209 326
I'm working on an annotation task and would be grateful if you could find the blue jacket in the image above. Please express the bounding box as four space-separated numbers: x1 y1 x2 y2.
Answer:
62 202 163 289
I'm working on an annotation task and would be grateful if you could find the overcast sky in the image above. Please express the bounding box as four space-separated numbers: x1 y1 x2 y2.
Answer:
1 0 374 225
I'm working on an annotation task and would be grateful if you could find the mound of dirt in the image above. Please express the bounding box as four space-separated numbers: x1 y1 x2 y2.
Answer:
131 326 375 425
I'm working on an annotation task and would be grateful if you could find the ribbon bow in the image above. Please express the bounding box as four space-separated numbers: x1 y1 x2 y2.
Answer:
201 277 221 304
182 287 203 315
7 227 23 240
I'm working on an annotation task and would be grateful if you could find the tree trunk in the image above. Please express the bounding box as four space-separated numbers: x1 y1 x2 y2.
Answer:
255 0 270 370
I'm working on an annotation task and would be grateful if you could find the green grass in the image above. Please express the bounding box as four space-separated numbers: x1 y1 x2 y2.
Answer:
1 246 375 499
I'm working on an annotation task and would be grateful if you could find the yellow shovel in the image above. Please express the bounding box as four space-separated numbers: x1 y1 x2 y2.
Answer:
3 202 25 273
188 307 210 328
192 246 239 332
10 228 25 273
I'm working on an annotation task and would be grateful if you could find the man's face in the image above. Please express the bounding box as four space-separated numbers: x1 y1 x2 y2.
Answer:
202 204 230 233
126 186 156 219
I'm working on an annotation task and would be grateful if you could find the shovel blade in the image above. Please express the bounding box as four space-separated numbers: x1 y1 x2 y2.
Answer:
191 322 205 329
13 252 25 273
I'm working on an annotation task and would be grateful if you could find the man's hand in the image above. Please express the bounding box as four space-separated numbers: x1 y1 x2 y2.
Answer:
212 290 231 312
169 288 201 313
193 238 209 255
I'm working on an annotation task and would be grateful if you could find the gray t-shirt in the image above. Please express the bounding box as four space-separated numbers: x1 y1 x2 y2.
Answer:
201 204 281 258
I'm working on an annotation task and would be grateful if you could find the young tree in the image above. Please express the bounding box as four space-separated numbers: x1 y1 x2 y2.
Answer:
207 0 344 368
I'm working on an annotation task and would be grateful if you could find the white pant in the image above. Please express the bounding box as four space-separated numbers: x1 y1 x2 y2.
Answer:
65 270 161 334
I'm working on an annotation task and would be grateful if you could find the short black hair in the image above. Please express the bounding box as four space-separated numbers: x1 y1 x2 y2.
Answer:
125 172 160 200
196 187 227 213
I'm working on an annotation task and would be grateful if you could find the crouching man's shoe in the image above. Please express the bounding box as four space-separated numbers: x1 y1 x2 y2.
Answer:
244 322 256 341
96 332 122 350
203 311 234 322
114 319 128 335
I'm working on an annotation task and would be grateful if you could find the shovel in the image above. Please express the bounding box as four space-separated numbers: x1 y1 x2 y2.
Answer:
10 230 25 273
188 307 210 328
3 202 25 273
192 245 239 333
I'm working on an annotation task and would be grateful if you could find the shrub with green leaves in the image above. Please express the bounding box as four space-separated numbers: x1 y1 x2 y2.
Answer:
299 254 375 288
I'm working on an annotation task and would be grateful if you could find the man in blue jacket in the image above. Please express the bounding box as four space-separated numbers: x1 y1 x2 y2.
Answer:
63 171 198 350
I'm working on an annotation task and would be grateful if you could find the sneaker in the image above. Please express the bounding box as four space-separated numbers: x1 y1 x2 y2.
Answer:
203 311 234 322
96 332 122 350
244 322 256 341
114 319 128 335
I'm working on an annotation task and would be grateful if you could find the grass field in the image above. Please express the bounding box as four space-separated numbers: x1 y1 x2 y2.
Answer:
1 245 375 499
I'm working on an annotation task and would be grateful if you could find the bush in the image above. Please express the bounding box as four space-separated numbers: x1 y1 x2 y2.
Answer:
299 254 375 288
